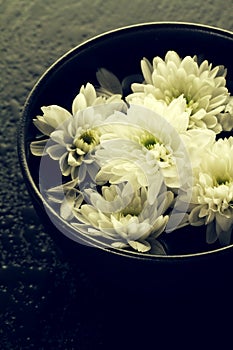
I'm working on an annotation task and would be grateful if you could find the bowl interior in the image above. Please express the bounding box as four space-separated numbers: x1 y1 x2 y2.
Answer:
19 22 233 259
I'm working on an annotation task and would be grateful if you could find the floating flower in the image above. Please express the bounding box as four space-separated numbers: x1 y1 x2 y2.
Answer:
44 103 125 179
98 104 192 189
71 174 173 253
189 137 233 245
131 50 231 133
30 83 122 156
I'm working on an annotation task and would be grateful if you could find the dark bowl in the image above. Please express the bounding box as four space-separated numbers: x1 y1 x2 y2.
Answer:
18 22 233 297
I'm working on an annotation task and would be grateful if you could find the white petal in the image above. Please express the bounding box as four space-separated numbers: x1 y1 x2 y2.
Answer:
30 139 48 156
72 93 87 115
41 105 72 128
128 240 151 252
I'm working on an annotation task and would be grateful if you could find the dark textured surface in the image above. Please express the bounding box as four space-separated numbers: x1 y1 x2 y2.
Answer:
1 1 233 349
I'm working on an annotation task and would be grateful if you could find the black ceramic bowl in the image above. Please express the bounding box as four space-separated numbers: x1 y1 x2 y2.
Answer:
18 22 233 297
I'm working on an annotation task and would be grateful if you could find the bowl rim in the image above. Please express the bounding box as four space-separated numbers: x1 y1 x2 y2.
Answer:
17 21 233 261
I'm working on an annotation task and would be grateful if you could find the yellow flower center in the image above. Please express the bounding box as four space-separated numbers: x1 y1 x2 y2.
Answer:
140 133 158 150
216 178 230 186
80 130 99 145
74 129 100 153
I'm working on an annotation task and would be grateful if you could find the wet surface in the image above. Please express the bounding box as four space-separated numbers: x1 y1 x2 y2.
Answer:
1 0 233 348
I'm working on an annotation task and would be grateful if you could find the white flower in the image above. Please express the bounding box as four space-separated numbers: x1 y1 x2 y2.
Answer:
42 158 173 253
31 83 122 157
45 111 99 178
189 137 233 245
71 177 173 253
131 50 230 133
45 104 125 179
98 104 192 189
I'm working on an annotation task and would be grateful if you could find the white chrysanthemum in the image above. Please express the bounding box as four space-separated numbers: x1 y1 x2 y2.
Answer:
44 103 125 179
189 136 233 245
30 83 122 156
72 178 173 253
45 109 100 179
99 104 192 189
131 50 230 133
41 152 173 253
